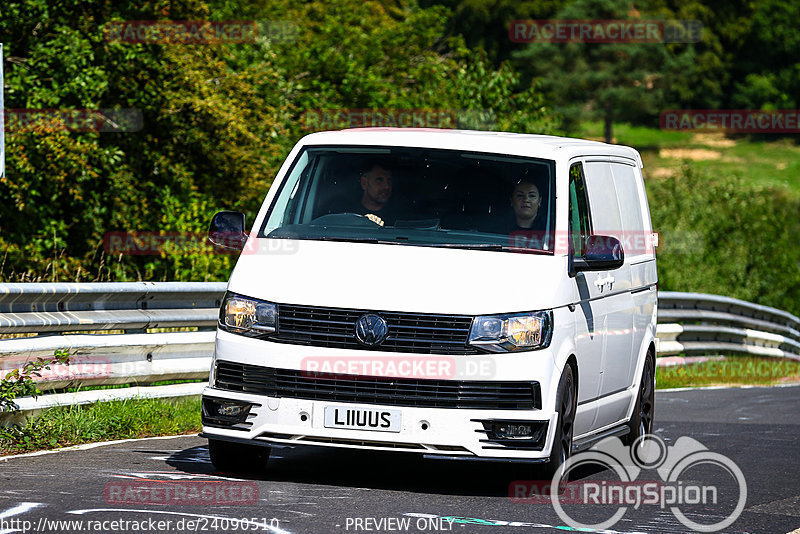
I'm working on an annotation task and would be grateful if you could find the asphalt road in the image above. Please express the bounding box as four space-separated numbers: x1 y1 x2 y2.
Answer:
1 385 799 534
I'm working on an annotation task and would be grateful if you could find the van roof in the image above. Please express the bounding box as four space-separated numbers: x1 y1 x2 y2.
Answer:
298 128 643 166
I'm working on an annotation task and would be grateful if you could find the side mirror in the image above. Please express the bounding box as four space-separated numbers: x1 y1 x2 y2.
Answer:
208 211 247 251
570 234 624 275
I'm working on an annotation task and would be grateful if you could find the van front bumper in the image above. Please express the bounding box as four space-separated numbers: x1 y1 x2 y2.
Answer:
201 386 559 461
202 330 562 460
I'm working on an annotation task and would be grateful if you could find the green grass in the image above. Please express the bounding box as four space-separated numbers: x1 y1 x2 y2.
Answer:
577 121 695 148
576 121 800 194
0 397 201 455
656 356 800 389
61 379 205 393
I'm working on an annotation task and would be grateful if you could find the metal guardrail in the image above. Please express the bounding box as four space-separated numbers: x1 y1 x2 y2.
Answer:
0 282 226 334
0 284 798 421
0 283 226 396
657 291 800 361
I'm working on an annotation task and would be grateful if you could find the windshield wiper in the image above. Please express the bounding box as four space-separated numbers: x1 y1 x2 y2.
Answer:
431 243 506 249
314 236 406 245
428 243 553 254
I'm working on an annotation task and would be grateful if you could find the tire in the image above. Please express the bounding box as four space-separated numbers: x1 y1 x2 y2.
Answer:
207 438 271 475
623 352 655 447
539 364 577 480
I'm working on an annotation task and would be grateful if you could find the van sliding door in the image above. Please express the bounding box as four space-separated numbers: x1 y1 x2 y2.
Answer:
582 160 635 429
568 162 603 436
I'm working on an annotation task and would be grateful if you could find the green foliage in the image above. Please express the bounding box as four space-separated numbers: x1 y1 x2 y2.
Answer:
730 0 800 110
0 350 70 413
0 0 557 283
513 0 696 142
263 0 559 136
0 397 201 454
648 166 800 316
419 0 566 64
440 0 800 128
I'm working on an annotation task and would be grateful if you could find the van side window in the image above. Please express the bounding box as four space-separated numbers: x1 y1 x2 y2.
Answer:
568 163 591 256
583 161 623 238
610 163 647 256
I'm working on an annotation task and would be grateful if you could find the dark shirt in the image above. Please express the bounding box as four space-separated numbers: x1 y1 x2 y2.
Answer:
506 215 549 250
327 196 400 226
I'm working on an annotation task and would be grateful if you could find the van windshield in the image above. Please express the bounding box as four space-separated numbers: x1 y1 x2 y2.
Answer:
259 146 556 253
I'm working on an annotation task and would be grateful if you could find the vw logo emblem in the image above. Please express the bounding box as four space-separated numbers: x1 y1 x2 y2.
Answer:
354 314 388 347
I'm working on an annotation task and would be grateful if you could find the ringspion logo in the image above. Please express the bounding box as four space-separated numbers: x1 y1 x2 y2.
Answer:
546 435 747 532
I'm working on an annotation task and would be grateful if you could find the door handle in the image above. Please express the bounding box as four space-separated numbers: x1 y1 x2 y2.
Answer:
594 275 615 290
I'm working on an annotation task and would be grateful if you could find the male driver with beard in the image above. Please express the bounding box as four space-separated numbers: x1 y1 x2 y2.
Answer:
347 161 398 226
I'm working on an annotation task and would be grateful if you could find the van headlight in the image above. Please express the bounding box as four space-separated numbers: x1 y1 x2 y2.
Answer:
468 311 553 352
219 292 277 337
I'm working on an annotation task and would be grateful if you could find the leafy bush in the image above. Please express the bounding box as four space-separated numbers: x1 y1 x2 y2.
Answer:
0 350 70 412
648 166 800 316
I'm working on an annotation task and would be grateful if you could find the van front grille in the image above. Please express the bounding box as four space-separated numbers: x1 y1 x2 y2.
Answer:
214 362 541 410
274 304 479 355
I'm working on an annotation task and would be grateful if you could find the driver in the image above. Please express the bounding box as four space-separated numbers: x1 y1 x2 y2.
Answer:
359 162 394 224
331 160 399 226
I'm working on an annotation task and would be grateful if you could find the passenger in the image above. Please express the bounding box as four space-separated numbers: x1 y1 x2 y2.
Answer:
507 172 548 249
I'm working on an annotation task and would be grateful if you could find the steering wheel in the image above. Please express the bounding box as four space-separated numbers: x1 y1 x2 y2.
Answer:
309 213 383 226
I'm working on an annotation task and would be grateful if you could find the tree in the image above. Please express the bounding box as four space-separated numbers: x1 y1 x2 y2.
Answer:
729 0 800 110
512 0 695 142
418 0 567 65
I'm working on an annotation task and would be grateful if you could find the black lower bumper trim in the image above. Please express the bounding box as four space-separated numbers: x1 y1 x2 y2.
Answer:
198 432 289 449
423 454 549 464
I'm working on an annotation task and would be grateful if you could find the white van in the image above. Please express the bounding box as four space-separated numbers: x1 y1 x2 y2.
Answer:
201 128 658 476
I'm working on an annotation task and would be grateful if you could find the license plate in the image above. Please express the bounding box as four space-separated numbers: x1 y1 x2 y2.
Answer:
323 405 401 433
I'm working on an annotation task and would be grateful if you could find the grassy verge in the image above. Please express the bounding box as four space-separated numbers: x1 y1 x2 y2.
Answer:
656 356 800 389
576 121 800 194
0 397 201 456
